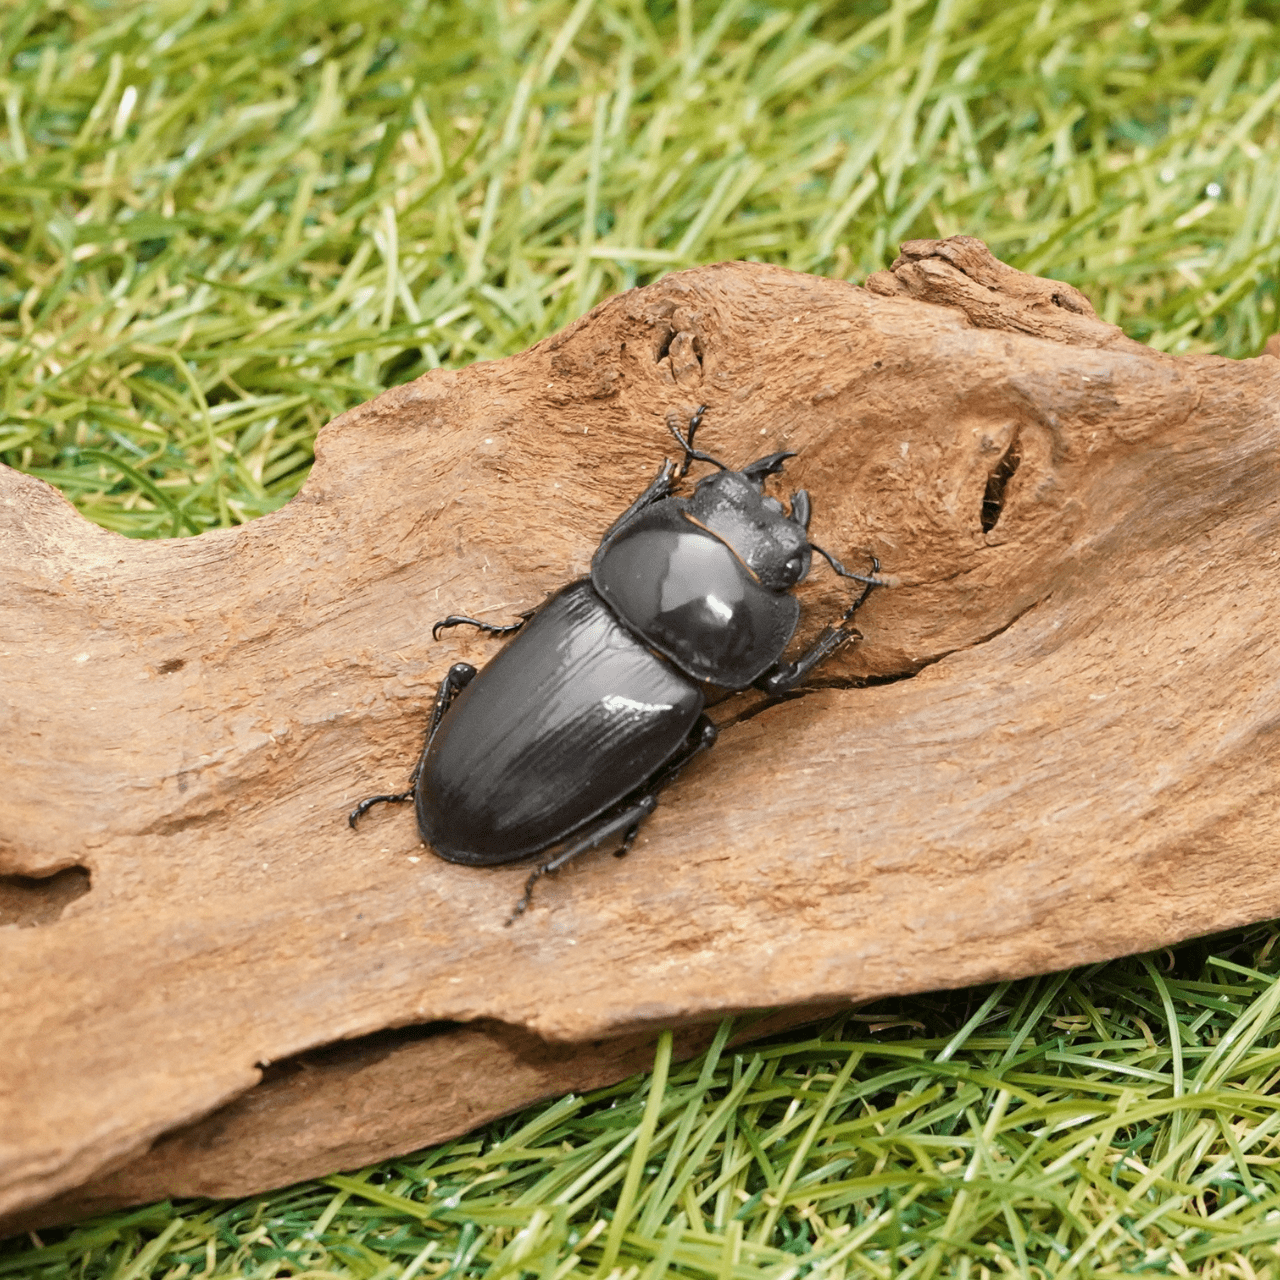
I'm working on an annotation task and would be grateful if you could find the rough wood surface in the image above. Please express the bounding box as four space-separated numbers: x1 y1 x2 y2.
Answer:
4 238 1280 1231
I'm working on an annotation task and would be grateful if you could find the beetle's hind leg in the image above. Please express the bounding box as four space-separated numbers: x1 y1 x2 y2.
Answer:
348 662 476 828
507 797 659 925
506 716 718 924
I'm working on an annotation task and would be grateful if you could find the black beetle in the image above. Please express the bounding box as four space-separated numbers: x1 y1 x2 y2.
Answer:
350 408 885 921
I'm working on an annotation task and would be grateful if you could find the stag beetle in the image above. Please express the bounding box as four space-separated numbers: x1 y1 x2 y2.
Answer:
350 407 886 921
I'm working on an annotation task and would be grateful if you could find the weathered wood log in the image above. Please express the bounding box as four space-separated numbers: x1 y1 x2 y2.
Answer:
3 1007 841 1233
3 238 1279 1232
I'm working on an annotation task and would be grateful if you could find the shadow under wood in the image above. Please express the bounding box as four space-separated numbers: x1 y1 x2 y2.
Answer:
0 867 91 928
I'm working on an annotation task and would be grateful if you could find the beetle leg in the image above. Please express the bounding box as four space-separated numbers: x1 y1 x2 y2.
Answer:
597 458 680 545
633 714 718 801
754 564 882 696
432 612 531 642
613 821 642 858
506 716 718 923
809 544 890 588
506 797 658 924
348 662 477 828
670 405 729 478
599 403 728 543
755 627 862 696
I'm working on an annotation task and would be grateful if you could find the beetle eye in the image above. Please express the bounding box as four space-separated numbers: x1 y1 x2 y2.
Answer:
784 554 803 581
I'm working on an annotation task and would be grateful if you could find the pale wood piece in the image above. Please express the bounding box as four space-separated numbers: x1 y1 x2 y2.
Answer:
3 238 1279 1230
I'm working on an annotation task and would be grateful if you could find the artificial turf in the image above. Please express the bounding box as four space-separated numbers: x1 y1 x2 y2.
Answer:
3 0 1280 1273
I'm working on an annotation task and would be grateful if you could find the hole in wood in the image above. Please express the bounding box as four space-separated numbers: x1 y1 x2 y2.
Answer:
981 434 1022 533
0 866 91 928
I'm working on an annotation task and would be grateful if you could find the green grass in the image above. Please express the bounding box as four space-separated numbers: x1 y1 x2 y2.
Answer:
2 0 1279 534
4 0 1280 1273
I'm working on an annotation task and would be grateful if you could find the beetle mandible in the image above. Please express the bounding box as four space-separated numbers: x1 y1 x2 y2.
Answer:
349 407 886 921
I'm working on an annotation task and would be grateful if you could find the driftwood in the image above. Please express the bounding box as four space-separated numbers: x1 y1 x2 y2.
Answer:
3 238 1280 1233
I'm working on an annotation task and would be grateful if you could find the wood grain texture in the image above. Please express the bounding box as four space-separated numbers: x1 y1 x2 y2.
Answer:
3 238 1279 1229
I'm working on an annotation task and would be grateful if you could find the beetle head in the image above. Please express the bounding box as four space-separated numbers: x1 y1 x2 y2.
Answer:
687 458 813 591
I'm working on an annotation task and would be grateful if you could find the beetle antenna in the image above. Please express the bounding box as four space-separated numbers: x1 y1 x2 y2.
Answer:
670 405 729 478
809 542 888 588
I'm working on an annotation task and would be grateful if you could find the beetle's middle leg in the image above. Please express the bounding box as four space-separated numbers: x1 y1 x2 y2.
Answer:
432 611 531 641
755 559 883 697
506 715 718 924
348 662 476 828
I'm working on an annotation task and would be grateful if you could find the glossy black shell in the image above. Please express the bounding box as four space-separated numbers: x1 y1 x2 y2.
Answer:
591 503 800 689
418 580 704 865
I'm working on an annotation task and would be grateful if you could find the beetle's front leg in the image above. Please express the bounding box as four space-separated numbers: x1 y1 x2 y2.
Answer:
755 625 862 696
755 567 881 697
597 405 725 548
348 662 476 827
